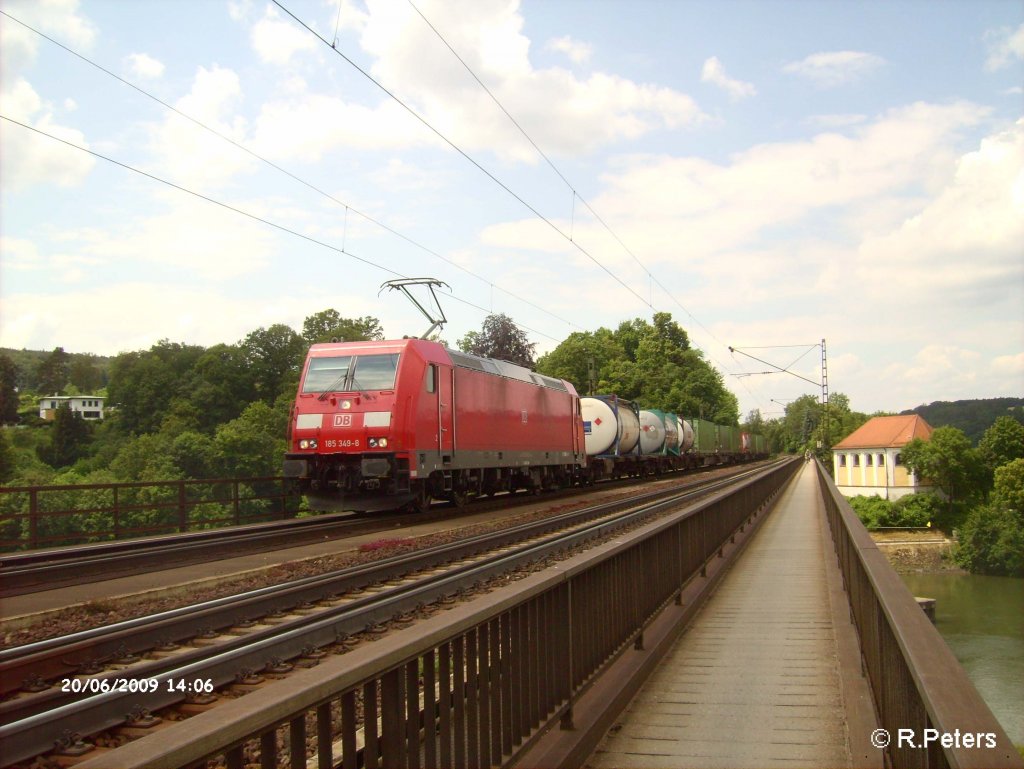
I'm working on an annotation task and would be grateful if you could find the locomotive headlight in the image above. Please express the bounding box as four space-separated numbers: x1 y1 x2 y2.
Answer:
368 437 388 449
378 438 388 448
299 439 318 450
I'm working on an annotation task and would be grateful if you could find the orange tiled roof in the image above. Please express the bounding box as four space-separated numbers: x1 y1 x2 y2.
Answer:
833 415 933 449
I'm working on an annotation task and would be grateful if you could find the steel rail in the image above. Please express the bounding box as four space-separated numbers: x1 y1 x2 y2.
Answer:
0 462 782 766
0 464 734 597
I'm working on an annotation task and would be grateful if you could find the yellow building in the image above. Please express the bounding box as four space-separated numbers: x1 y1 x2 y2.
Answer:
832 415 934 500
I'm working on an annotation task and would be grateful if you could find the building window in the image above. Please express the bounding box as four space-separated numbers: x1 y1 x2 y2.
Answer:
838 455 847 468
853 455 860 467
866 455 874 466
878 454 885 466
895 453 903 466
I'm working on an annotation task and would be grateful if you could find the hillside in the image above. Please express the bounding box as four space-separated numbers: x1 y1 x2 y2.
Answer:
0 347 112 393
900 398 1024 444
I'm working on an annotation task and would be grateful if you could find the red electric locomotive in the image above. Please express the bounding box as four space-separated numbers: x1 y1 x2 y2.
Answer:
284 338 586 511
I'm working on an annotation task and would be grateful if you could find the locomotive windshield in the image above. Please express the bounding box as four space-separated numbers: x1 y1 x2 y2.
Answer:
302 354 401 395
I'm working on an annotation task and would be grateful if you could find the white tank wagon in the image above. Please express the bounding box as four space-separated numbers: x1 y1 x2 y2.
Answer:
677 417 695 453
638 410 667 454
581 396 640 457
639 408 683 455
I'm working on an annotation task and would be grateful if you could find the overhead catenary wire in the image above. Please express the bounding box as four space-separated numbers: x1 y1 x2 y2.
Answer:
401 0 768 412
0 115 563 344
0 8 579 337
270 0 654 313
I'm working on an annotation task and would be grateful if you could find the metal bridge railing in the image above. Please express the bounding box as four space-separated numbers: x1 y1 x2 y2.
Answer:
815 459 1022 769
0 477 302 551
76 460 800 769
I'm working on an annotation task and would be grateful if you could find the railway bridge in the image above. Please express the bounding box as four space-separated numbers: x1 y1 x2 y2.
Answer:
3 460 1020 769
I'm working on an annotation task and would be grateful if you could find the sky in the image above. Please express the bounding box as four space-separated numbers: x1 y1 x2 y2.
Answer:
1 0 1022 421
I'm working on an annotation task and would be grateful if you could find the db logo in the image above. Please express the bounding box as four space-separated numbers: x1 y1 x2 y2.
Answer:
333 414 353 427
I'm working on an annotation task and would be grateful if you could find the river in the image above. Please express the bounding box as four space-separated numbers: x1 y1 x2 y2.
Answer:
900 572 1023 746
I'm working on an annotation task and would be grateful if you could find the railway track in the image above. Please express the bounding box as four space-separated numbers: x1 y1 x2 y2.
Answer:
0 461 782 768
1 465 735 598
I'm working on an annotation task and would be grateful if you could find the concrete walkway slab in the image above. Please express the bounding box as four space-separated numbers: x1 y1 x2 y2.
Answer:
589 463 864 769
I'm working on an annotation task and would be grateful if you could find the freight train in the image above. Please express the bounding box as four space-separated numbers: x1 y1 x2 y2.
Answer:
283 338 767 511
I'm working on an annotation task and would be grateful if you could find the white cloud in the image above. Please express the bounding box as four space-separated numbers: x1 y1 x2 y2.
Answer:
855 118 1024 302
0 2 96 189
0 282 388 355
0 0 96 83
125 52 165 79
145 65 255 188
546 35 592 65
985 23 1024 71
701 56 756 100
805 113 867 129
0 78 95 189
250 4 317 65
72 193 277 280
783 51 885 88
348 0 705 160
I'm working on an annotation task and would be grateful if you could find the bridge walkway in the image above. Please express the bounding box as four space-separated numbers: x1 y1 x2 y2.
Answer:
589 461 877 769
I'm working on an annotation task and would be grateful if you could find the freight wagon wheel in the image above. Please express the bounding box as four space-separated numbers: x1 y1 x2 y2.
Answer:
448 488 469 508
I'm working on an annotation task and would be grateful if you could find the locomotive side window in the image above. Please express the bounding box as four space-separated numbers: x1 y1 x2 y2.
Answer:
424 364 437 393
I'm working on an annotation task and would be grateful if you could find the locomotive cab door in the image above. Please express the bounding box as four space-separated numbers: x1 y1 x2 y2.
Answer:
425 362 454 462
438 364 455 461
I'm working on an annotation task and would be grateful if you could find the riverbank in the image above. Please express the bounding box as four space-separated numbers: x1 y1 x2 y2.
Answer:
869 530 965 574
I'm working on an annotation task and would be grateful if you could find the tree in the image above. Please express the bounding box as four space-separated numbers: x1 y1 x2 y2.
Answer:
0 353 19 425
239 324 306 404
107 341 206 434
37 404 92 468
0 430 15 483
978 416 1024 475
536 314 739 424
534 329 622 395
302 310 384 345
955 463 1024 576
458 314 536 368
68 355 104 392
36 347 70 395
901 426 986 513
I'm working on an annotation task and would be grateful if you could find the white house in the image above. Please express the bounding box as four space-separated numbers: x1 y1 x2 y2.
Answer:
39 395 106 421
832 414 934 500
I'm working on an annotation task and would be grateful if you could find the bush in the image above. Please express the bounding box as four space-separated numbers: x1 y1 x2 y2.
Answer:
847 494 942 530
891 493 942 528
955 504 1024 576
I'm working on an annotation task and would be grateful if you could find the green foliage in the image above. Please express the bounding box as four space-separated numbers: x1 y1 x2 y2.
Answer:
459 313 537 368
847 495 893 529
240 324 307 404
903 398 1024 444
107 341 206 434
302 311 384 345
847 493 941 529
902 427 987 508
0 430 15 483
36 405 93 468
36 347 70 395
0 353 19 424
978 416 1024 474
536 313 738 424
955 503 1024 576
992 458 1024 511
